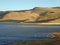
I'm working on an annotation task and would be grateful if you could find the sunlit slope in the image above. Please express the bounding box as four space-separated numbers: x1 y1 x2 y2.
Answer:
0 7 60 23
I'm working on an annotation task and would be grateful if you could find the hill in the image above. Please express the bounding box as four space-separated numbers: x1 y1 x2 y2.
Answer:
0 7 60 23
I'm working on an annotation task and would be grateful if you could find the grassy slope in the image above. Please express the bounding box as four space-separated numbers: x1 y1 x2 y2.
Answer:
48 19 60 23
0 7 60 23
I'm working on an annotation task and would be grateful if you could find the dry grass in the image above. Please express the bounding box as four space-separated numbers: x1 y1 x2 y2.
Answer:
0 7 60 23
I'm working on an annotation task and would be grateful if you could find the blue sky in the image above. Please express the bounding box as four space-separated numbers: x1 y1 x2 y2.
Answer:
0 0 60 11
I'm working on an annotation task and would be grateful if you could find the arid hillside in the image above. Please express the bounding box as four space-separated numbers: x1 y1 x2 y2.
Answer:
0 7 60 23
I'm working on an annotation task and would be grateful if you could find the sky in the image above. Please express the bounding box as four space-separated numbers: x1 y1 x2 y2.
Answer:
0 0 60 11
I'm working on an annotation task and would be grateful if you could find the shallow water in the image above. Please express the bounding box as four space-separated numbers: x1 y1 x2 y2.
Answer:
0 22 60 45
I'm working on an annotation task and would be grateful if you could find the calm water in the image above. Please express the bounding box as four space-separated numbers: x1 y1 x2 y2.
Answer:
0 22 60 45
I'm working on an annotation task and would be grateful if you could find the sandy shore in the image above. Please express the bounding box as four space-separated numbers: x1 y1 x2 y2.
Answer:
5 39 60 45
52 32 60 39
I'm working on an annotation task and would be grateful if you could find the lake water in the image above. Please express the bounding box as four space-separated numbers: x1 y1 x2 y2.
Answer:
0 22 60 45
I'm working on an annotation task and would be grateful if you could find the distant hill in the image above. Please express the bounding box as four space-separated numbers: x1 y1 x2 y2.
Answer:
0 7 60 23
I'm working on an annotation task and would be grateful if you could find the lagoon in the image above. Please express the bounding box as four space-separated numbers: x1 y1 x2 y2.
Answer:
0 22 60 45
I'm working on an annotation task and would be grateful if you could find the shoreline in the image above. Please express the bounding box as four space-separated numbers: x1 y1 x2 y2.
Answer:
0 22 60 26
52 32 60 39
5 32 60 45
5 38 60 45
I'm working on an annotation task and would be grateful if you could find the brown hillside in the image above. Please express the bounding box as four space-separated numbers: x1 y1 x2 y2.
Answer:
0 7 60 23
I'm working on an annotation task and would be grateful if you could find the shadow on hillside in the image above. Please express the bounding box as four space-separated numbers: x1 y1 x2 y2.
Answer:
0 11 10 19
37 17 60 23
